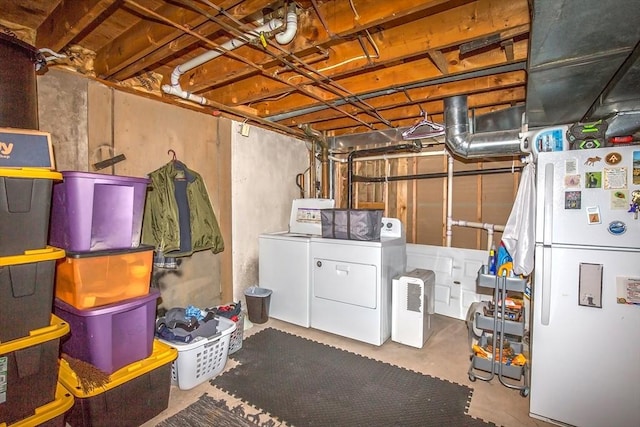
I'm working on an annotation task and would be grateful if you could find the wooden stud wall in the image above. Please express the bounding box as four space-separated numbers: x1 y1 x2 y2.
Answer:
337 147 521 250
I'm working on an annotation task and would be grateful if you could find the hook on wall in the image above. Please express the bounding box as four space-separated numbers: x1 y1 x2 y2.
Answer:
168 149 177 161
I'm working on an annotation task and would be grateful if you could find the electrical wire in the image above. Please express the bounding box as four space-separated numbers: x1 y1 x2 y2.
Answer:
287 30 379 81
349 0 360 20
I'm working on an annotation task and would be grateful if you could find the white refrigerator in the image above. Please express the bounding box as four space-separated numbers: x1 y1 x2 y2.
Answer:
530 146 640 427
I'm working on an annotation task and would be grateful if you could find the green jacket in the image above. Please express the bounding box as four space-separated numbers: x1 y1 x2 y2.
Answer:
142 160 224 257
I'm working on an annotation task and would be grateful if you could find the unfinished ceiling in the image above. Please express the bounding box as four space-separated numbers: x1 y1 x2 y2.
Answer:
0 0 530 140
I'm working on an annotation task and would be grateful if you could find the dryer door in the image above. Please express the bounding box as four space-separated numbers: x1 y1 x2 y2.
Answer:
313 259 377 308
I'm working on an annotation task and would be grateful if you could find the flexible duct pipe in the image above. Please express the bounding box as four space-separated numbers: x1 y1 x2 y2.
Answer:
444 95 524 159
162 18 284 104
275 4 297 45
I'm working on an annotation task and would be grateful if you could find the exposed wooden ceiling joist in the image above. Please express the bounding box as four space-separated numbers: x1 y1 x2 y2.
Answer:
2 0 533 140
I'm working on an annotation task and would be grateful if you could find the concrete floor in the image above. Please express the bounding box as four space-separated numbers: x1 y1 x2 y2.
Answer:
144 315 555 427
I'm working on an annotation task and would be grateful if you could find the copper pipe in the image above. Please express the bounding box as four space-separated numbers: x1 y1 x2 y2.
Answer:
309 140 317 198
320 145 330 199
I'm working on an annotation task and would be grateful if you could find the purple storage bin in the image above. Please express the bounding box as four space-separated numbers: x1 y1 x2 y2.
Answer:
49 171 149 252
54 288 159 374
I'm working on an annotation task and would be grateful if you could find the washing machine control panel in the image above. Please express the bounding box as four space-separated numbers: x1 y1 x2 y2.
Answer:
380 217 403 238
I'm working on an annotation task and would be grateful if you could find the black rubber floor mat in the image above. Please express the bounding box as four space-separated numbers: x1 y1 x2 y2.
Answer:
156 393 260 427
212 328 494 427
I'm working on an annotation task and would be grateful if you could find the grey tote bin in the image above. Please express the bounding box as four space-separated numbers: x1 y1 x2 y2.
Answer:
320 209 383 241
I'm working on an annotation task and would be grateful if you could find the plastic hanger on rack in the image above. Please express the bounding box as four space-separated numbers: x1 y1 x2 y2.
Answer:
402 111 445 140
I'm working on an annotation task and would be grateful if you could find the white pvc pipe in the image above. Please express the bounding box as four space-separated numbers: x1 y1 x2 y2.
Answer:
446 154 453 247
275 6 298 44
449 220 505 249
328 149 449 163
162 18 284 102
445 154 505 248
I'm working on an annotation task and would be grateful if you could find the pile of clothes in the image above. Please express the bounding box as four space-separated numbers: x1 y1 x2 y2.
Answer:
156 302 241 343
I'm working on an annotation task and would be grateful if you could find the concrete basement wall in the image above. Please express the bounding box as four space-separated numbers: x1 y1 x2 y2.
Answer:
38 70 239 308
230 121 310 304
37 68 89 171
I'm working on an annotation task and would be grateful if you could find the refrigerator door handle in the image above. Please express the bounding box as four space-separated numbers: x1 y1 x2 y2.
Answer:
541 246 552 325
543 163 554 246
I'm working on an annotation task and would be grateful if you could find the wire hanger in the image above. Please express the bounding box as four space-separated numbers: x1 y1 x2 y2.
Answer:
168 149 177 161
402 110 445 140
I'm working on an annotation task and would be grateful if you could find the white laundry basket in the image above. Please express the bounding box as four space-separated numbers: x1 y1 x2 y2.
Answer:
159 316 236 390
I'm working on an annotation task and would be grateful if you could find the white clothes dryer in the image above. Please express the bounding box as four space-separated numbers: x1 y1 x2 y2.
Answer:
310 218 407 345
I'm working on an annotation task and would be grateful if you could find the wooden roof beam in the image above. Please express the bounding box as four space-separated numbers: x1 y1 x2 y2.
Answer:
278 70 526 126
308 87 525 132
196 0 530 105
180 0 488 93
93 0 260 78
253 38 529 118
109 0 276 81
36 0 118 51
428 49 449 74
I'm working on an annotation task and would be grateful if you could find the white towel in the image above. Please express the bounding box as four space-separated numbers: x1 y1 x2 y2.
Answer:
502 162 536 276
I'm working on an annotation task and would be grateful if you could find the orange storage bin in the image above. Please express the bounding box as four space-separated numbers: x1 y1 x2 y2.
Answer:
55 245 153 309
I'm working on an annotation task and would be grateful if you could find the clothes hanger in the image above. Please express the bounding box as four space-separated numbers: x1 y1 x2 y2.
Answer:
402 110 445 140
167 149 187 180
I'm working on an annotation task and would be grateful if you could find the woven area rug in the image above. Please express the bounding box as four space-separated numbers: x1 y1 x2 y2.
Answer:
207 328 494 427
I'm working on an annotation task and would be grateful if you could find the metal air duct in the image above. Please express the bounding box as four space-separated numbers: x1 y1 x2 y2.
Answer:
444 95 524 159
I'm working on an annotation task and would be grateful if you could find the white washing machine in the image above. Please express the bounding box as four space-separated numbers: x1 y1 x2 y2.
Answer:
310 218 407 345
258 199 334 327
